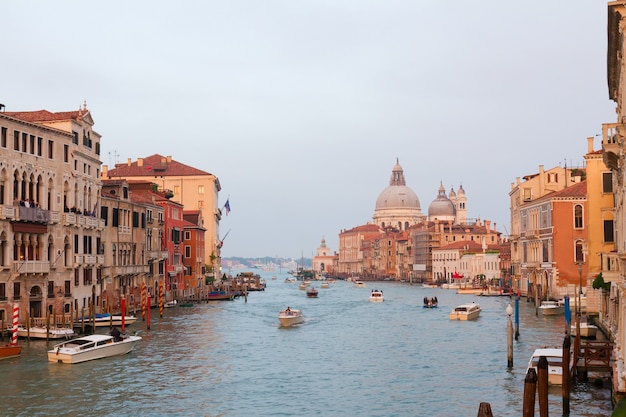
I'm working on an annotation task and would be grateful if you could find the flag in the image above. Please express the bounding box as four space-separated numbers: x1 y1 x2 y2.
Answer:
224 199 231 215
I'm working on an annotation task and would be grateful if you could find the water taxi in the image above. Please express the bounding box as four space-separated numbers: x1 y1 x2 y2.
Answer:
449 302 481 320
369 289 384 302
278 307 304 327
527 348 564 385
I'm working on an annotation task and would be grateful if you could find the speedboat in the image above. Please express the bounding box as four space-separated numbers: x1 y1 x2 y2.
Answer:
75 314 137 327
353 281 365 288
449 302 481 320
278 308 304 327
423 297 438 308
527 348 564 385
48 333 142 364
165 300 178 308
306 287 319 298
321 282 330 288
538 300 564 316
369 289 384 302
299 282 308 290
11 325 74 339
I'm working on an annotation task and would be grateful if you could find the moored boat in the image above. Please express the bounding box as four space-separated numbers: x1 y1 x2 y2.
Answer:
571 321 598 338
48 333 142 364
527 348 564 385
0 344 22 360
538 300 564 316
75 314 137 328
369 289 384 302
449 302 481 320
10 325 74 339
278 307 304 327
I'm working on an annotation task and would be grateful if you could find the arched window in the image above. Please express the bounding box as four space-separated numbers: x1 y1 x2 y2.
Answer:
574 204 583 229
575 241 584 263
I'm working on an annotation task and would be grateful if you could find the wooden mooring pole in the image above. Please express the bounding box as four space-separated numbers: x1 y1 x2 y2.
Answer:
562 335 571 415
523 368 537 417
477 402 494 417
537 356 549 417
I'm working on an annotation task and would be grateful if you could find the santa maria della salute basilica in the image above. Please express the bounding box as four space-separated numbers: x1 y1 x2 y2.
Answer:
313 160 505 283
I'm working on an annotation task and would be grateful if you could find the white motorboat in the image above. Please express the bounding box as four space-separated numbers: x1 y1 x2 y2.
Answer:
353 281 365 288
538 300 564 316
12 325 74 340
278 307 304 327
76 314 138 327
299 282 308 290
527 348 564 385
164 300 178 308
369 289 384 302
321 282 330 289
48 333 142 364
571 322 598 338
449 302 481 320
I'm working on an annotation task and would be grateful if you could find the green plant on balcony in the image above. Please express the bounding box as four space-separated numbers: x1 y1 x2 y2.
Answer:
592 272 611 290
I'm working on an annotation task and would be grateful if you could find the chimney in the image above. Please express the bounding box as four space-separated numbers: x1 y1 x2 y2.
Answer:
138 158 143 167
587 136 594 154
127 158 132 166
166 156 172 163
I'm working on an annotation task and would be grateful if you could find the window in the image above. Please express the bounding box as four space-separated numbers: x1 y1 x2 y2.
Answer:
574 205 583 229
14 131 19 151
575 241 584 263
37 137 42 156
63 144 69 162
21 132 27 152
604 220 615 243
0 127 6 147
185 246 191 258
198 185 204 195
48 140 54 159
523 188 531 201
14 282 21 300
198 200 204 209
29 135 35 154
603 172 613 193
185 231 191 240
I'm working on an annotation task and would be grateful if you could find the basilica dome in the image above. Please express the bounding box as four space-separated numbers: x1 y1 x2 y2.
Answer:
428 182 456 221
373 160 424 230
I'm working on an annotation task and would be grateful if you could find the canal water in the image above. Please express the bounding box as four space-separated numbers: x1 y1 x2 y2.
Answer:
1 271 613 416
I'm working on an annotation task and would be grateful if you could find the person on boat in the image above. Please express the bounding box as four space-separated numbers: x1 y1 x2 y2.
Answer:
424 296 429 305
110 326 122 342
434 296 438 304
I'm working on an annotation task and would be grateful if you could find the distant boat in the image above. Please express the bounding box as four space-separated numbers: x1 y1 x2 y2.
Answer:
353 281 365 288
306 287 319 298
449 302 481 320
369 289 384 302
423 296 438 308
538 300 564 316
278 308 304 327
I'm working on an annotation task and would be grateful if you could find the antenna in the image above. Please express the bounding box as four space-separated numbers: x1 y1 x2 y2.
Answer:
108 150 119 167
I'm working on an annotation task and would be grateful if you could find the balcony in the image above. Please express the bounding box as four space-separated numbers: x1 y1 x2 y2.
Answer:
83 255 97 265
600 252 620 282
147 250 168 261
602 122 623 171
17 206 50 223
111 264 149 276
0 205 16 220
13 260 50 274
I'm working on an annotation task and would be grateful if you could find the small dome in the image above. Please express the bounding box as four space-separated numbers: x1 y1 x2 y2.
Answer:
448 187 456 198
428 182 456 220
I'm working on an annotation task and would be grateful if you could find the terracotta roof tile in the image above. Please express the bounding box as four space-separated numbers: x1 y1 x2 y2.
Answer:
106 154 212 177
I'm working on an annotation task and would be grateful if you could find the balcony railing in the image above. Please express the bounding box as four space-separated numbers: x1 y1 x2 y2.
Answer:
17 206 49 223
13 260 50 274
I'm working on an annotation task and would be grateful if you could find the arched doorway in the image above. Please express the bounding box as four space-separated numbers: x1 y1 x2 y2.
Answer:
29 285 43 318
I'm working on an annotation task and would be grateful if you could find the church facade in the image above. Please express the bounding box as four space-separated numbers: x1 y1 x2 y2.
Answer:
335 160 503 281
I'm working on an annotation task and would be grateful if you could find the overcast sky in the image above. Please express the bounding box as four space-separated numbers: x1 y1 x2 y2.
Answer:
3 1 616 259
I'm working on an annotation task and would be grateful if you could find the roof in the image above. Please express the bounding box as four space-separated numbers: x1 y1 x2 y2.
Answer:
5 109 89 123
106 154 212 177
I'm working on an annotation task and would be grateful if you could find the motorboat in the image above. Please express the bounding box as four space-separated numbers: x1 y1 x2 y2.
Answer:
75 314 138 328
538 300 564 316
527 348 564 385
11 325 74 339
299 282 308 290
48 333 142 364
278 308 304 327
449 302 481 320
306 287 319 298
353 281 365 288
0 344 21 360
321 282 330 289
423 296 438 308
369 289 384 302
571 321 598 338
164 300 178 308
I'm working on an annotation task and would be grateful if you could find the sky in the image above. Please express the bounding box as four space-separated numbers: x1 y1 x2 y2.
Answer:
2 1 616 260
